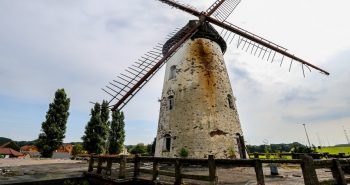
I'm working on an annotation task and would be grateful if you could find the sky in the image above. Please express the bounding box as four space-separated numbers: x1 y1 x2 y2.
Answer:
0 0 349 146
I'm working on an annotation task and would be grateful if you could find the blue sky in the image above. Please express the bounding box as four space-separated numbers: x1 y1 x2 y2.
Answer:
0 0 350 146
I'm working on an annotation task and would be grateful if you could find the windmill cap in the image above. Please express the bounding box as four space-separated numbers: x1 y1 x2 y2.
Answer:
162 20 227 55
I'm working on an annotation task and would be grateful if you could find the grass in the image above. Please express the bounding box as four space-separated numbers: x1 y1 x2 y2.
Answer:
248 146 350 159
316 146 350 154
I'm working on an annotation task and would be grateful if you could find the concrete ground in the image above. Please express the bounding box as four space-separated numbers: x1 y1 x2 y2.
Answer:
0 159 88 184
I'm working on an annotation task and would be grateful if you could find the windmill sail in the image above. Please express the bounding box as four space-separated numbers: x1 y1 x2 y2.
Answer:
98 0 329 111
157 0 329 76
158 0 200 17
205 17 330 76
103 24 200 111
206 0 242 21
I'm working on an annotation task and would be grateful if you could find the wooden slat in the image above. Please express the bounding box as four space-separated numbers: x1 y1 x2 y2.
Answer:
182 174 211 181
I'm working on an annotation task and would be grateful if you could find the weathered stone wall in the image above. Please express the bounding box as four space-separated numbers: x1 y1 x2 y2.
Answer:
155 38 243 159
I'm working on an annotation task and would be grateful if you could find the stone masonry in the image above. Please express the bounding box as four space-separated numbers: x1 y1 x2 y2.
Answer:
155 22 244 159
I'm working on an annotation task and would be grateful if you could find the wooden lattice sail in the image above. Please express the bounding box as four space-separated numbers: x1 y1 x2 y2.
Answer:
100 0 328 111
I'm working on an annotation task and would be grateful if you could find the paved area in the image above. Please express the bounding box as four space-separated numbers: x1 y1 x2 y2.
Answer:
0 159 88 184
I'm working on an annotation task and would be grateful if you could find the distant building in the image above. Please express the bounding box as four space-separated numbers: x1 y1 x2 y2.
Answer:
20 145 39 153
0 148 23 158
55 143 73 154
20 145 40 158
20 144 74 158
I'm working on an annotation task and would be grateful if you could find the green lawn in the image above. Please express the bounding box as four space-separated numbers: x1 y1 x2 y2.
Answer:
316 146 350 154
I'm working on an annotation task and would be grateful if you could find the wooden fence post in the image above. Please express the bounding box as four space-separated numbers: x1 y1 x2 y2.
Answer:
254 153 259 159
119 155 127 179
208 155 217 185
254 159 265 185
105 158 112 175
331 159 346 185
152 158 159 181
96 157 103 174
300 155 319 185
134 154 141 179
174 159 182 185
88 155 94 172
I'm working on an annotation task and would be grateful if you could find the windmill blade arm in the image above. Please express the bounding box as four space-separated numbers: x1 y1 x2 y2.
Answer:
109 23 200 111
157 0 201 17
206 0 241 22
207 17 329 75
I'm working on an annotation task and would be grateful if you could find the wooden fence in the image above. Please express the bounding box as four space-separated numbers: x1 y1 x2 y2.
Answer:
86 154 350 185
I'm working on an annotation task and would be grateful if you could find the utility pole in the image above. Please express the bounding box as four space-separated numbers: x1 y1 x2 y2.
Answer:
343 126 350 145
316 132 322 147
303 123 311 147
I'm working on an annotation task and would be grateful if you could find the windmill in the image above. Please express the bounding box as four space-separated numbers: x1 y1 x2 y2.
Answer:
100 0 329 158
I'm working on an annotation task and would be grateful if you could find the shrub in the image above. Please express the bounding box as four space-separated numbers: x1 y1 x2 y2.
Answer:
179 148 189 158
228 147 236 159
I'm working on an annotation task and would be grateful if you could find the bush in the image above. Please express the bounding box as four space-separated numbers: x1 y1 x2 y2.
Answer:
179 148 189 158
228 147 236 159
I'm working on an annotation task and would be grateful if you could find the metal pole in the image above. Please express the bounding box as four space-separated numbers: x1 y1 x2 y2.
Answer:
343 126 350 145
303 124 312 147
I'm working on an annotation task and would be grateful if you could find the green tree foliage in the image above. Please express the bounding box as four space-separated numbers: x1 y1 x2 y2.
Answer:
108 110 125 154
100 100 110 152
130 143 147 155
82 101 110 154
72 144 84 157
291 143 315 153
36 89 70 158
0 137 11 146
246 142 310 153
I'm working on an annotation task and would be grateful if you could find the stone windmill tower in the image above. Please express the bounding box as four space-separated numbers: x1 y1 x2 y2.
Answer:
154 21 245 158
98 0 329 159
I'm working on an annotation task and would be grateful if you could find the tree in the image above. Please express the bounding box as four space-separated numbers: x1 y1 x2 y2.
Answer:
72 144 84 157
130 143 147 155
108 110 125 154
37 89 70 158
82 101 110 154
100 100 110 152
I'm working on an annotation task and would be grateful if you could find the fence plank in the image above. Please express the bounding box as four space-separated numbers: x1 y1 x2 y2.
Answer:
96 157 103 174
119 155 127 179
174 159 182 185
254 159 265 185
134 154 141 178
88 155 94 172
152 159 159 181
300 155 319 185
331 159 346 185
105 158 112 175
208 155 217 185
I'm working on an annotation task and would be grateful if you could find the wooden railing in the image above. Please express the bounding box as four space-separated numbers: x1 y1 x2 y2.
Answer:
86 154 350 185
